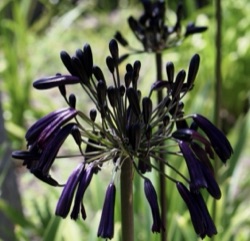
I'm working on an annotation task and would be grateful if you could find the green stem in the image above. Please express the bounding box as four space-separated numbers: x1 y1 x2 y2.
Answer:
213 0 222 240
156 53 167 241
120 158 134 241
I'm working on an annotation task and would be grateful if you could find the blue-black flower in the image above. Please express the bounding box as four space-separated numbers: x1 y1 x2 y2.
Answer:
98 183 116 239
56 163 84 218
144 178 163 232
176 182 217 239
192 114 233 162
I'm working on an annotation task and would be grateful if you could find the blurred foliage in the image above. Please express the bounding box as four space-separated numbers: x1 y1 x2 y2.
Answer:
0 0 249 241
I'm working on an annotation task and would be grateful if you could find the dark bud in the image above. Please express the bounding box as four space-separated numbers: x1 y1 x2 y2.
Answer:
107 86 118 107
83 44 93 77
106 56 115 73
75 48 84 64
97 80 107 106
126 87 141 117
126 63 133 73
150 81 170 92
58 85 66 98
90 109 97 122
142 97 152 125
109 39 119 60
172 69 186 98
163 115 170 127
166 62 174 83
69 94 76 109
60 51 77 76
33 75 80 90
119 85 125 97
71 125 82 147
124 72 132 88
185 22 208 37
132 60 141 88
114 31 129 47
92 65 106 83
128 17 141 37
187 54 200 89
71 56 89 85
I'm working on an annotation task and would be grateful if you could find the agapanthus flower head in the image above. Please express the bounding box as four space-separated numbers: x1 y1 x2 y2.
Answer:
114 0 207 60
13 39 232 239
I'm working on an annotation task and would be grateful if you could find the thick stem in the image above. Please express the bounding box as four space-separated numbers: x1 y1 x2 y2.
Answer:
156 53 167 241
120 158 134 241
213 1 222 240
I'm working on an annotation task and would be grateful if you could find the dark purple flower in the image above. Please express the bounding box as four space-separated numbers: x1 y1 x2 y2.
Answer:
192 114 233 163
56 163 84 218
26 107 77 148
144 178 163 233
98 183 116 239
176 182 217 239
70 164 95 220
33 123 78 179
179 141 207 192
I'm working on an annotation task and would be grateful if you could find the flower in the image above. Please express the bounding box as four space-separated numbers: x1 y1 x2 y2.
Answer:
192 114 233 162
97 183 116 239
144 178 163 232
114 0 207 60
12 39 232 238
176 182 217 239
56 163 97 220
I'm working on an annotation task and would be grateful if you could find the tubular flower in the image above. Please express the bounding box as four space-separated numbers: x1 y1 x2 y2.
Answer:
144 178 163 232
114 0 207 60
97 183 116 239
176 182 217 239
12 39 232 238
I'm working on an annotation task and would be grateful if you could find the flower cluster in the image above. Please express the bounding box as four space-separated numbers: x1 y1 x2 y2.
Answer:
115 0 207 59
12 38 232 239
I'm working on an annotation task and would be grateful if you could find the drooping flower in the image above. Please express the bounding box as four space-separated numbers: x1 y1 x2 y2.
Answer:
144 178 163 232
192 114 233 162
97 183 116 239
176 182 217 239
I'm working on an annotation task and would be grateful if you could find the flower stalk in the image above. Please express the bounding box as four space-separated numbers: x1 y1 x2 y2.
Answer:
156 52 167 241
120 158 134 241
